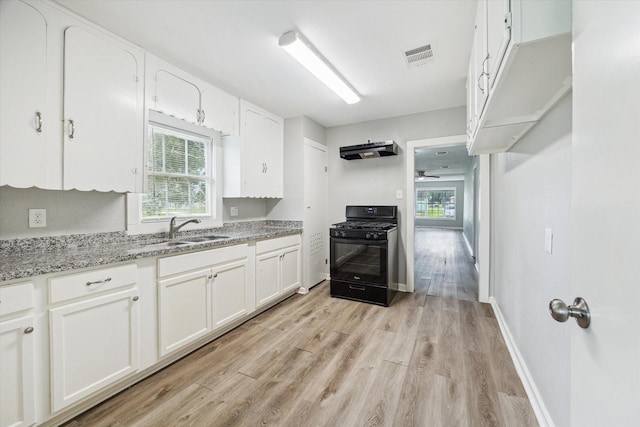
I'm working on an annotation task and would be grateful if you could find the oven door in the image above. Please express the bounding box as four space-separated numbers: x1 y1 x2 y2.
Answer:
330 237 388 286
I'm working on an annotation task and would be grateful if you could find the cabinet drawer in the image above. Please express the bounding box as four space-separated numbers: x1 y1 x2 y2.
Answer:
48 263 137 304
0 281 34 318
158 244 248 278
256 234 300 255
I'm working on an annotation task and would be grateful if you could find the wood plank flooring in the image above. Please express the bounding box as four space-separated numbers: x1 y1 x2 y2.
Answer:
65 229 536 427
415 227 478 301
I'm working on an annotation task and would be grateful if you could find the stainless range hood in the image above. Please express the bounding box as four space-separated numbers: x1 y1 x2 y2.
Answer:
339 140 398 160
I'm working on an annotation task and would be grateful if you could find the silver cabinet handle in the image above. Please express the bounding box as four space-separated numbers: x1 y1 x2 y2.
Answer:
35 111 43 133
549 297 591 329
200 109 205 123
24 326 34 334
68 119 75 139
86 277 112 286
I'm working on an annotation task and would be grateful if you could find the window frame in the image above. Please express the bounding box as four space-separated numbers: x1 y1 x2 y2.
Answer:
126 110 223 235
415 187 457 220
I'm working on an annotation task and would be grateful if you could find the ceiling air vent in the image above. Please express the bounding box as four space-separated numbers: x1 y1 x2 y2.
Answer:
404 44 434 67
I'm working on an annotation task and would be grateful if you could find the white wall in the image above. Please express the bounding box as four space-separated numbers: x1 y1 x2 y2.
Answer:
463 155 479 253
267 115 326 221
0 186 268 239
326 107 467 287
491 94 572 427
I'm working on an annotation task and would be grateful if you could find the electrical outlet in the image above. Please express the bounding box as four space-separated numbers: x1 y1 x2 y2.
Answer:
230 206 239 217
29 208 46 228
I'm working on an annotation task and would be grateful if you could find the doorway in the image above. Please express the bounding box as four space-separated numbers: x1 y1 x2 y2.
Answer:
406 134 490 303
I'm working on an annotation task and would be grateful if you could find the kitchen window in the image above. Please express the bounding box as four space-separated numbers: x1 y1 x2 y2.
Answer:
126 111 222 234
415 188 456 219
143 124 211 219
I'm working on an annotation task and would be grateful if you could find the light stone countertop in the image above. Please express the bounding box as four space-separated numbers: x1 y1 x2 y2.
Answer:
0 220 302 282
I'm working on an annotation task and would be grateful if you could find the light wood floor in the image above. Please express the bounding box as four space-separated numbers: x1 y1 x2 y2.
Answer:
415 227 478 301
65 230 537 427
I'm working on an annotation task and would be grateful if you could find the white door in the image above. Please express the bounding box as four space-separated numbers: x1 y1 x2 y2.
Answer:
154 69 201 124
255 251 280 307
158 270 211 357
569 3 640 425
49 289 139 412
242 107 265 197
262 116 283 197
0 0 48 189
280 246 301 294
63 26 141 192
200 83 238 136
211 260 248 328
303 139 328 290
0 316 35 427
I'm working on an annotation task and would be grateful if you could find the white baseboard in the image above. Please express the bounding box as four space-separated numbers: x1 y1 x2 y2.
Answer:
397 282 408 292
489 297 555 427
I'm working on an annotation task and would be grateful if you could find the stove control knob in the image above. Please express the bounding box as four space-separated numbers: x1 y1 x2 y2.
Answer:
372 233 379 239
365 233 372 239
340 231 347 238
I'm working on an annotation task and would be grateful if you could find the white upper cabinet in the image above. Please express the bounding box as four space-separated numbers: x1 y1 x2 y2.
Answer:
153 69 201 124
0 0 145 192
223 100 283 198
0 1 50 189
63 26 143 192
200 83 239 136
466 0 572 154
146 55 239 135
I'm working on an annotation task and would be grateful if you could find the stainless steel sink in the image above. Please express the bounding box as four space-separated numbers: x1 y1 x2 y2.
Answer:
144 240 190 249
182 235 229 243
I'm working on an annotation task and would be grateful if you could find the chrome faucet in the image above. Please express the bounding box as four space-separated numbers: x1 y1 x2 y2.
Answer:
169 217 201 239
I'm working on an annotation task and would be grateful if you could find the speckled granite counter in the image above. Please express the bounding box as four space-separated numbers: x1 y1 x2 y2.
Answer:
0 220 302 282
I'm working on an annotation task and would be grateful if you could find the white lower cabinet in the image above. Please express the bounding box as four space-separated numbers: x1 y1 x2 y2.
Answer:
0 316 35 427
48 265 140 413
157 245 249 357
158 269 211 357
211 260 249 328
256 235 301 308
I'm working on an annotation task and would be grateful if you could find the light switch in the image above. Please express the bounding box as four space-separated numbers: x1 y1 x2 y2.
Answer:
396 189 403 200
544 228 553 254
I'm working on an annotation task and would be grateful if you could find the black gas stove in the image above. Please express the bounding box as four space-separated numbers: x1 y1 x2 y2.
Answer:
329 206 398 306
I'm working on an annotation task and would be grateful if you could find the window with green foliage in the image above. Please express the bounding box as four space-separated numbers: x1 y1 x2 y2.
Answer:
415 188 456 219
143 124 212 219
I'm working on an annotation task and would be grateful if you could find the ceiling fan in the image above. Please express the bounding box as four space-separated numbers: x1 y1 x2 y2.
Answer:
416 170 440 179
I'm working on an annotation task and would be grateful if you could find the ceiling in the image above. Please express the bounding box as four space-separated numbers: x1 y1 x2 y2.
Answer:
54 0 476 128
415 144 471 180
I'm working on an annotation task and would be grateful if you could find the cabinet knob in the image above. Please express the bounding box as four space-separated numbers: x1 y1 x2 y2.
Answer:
132 296 139 301
24 326 34 334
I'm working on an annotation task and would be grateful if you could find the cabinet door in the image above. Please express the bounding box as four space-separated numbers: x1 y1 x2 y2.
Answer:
49 288 139 412
63 26 142 192
153 69 201 124
158 270 211 357
255 251 280 307
0 1 49 189
0 317 35 427
473 0 489 118
281 246 301 294
242 107 267 197
211 259 248 329
486 0 511 89
262 116 283 198
200 84 239 136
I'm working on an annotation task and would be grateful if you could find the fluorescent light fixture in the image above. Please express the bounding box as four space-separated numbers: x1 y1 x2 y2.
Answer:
279 30 360 104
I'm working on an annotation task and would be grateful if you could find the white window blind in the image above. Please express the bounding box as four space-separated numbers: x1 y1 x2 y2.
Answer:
143 123 212 219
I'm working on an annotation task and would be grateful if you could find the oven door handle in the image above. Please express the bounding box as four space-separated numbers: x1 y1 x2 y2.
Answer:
330 237 386 245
